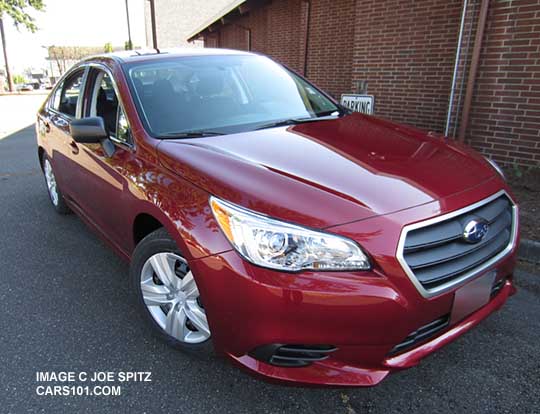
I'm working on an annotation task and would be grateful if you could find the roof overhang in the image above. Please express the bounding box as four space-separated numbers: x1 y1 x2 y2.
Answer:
187 0 268 42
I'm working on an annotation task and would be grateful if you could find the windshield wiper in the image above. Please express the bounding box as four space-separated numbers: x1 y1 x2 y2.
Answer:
254 113 340 131
157 130 225 139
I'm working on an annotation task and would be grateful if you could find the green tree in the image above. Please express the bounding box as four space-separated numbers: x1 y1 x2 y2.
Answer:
12 73 25 84
104 42 113 53
0 0 45 32
0 0 45 92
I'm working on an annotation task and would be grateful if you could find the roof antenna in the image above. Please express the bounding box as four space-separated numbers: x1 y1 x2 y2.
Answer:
155 48 161 54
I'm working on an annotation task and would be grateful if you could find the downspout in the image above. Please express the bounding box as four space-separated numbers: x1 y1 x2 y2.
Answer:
303 0 311 77
458 0 490 142
445 0 469 137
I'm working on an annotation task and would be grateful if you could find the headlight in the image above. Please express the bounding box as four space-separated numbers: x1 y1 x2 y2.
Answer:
485 157 505 180
210 197 371 272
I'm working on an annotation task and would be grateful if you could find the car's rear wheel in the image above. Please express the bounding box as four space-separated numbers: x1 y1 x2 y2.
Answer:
130 228 212 353
42 156 71 214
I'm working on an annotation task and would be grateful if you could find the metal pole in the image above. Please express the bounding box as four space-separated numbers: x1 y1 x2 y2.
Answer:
0 17 14 92
452 0 477 138
125 0 133 49
445 0 469 137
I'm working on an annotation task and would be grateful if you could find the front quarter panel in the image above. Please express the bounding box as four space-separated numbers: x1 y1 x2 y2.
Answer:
126 161 233 260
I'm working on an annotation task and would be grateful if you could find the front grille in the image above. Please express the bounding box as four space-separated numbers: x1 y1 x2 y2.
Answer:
400 193 515 295
250 344 337 367
388 315 450 356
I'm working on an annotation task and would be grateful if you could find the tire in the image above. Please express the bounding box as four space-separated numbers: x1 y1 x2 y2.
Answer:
130 227 213 356
41 155 71 215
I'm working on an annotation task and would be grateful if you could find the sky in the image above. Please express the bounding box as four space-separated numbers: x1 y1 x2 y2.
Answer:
1 0 147 73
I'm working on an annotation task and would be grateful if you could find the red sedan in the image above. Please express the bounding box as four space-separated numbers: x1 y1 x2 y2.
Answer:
36 49 519 387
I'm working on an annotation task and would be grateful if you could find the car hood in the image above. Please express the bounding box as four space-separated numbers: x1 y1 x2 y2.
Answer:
157 113 496 228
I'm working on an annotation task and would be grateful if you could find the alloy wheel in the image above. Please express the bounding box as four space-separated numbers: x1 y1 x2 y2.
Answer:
140 252 210 344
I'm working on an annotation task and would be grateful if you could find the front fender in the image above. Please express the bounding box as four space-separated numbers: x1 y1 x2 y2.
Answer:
128 171 232 262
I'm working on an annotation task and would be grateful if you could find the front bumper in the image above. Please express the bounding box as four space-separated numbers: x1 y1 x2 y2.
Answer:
189 184 518 387
190 248 516 387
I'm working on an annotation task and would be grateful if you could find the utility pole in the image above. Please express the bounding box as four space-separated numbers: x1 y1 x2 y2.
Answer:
148 0 158 50
125 0 133 49
0 17 14 92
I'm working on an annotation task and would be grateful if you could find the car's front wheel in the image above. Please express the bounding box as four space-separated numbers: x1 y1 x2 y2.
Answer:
130 228 212 353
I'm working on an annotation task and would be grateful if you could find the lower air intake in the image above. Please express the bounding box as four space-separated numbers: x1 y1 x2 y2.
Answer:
490 277 506 298
388 315 450 356
250 344 337 367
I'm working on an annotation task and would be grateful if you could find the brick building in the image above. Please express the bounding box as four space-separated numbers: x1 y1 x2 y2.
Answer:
180 0 540 167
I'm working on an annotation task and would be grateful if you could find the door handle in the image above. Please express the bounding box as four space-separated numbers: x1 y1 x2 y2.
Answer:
69 140 79 154
39 120 51 135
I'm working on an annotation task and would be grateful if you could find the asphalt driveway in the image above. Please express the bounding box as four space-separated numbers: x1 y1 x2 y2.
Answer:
1 124 539 414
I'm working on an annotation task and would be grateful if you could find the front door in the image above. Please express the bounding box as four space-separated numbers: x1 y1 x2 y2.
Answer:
68 66 136 253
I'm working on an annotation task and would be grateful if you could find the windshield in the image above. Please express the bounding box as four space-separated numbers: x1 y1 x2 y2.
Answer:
125 54 341 137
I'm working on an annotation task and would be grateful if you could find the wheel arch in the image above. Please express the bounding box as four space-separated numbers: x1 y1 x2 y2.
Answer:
37 146 45 170
133 212 165 245
131 208 195 262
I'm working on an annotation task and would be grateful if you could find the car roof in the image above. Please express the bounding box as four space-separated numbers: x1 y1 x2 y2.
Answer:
82 48 256 65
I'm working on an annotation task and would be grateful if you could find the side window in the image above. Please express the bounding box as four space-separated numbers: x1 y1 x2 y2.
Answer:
88 69 130 145
51 69 85 117
50 82 63 110
116 107 130 144
91 72 120 136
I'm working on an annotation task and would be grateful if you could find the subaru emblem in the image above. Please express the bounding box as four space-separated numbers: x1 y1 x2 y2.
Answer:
462 218 489 243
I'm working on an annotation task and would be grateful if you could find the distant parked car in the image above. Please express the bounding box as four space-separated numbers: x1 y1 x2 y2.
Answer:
36 49 519 387
18 83 34 91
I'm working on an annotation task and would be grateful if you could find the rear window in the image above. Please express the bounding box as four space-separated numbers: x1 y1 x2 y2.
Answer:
50 69 85 117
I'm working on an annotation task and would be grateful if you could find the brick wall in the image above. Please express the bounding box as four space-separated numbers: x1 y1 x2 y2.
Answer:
199 0 540 166
305 0 356 98
467 0 540 167
220 24 250 50
351 0 463 132
264 0 308 73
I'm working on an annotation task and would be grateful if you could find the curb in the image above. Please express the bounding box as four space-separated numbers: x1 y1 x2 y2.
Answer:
518 239 540 264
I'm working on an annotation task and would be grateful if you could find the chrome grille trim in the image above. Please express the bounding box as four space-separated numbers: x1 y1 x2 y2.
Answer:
396 190 518 298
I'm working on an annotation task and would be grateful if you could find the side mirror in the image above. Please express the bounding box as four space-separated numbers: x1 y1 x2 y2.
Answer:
69 117 107 143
